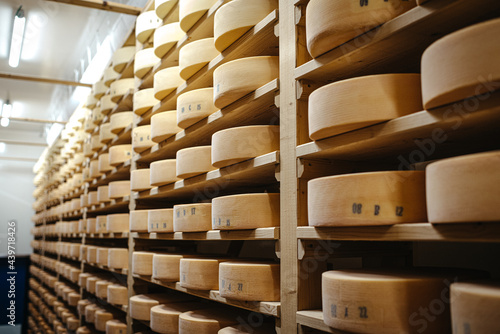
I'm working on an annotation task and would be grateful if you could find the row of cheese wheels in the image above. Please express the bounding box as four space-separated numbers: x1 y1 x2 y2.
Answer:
320 268 500 334
78 299 125 332
308 18 500 141
32 255 82 284
309 151 500 225
30 263 58 289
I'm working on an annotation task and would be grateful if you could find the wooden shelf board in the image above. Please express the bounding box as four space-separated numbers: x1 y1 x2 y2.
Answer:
84 262 129 276
109 89 134 116
132 227 279 241
86 232 129 239
296 310 348 334
86 196 130 214
90 159 131 189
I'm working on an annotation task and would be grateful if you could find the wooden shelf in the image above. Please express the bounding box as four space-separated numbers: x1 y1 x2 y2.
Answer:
90 159 131 189
133 275 280 317
86 196 130 215
109 89 134 115
84 261 129 276
63 185 85 201
296 310 348 334
295 0 500 82
117 59 134 80
135 151 279 201
132 227 279 241
91 124 133 159
61 210 83 220
86 232 129 239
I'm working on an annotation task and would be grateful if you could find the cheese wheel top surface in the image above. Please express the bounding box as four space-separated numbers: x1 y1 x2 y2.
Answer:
179 309 238 333
179 0 218 32
132 125 154 153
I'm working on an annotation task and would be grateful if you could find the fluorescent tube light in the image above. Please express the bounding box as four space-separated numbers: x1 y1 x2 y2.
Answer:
9 7 26 68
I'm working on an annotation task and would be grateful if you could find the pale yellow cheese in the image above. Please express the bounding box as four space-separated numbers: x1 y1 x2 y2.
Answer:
154 66 184 100
77 326 93 334
86 277 100 293
176 146 216 179
134 88 159 116
106 319 127 334
132 251 154 275
152 253 191 281
97 186 111 203
108 180 131 199
151 110 182 142
95 310 114 331
179 258 223 290
93 80 108 99
100 95 117 115
97 247 109 266
131 168 152 191
150 159 180 186
179 0 218 33
213 56 279 109
84 115 97 133
177 87 218 129
79 244 87 260
110 78 135 103
86 218 97 234
110 112 134 134
136 11 163 44
98 153 113 173
156 0 178 19
96 216 108 233
148 208 174 233
88 192 99 206
173 203 212 232
107 213 129 233
130 210 149 232
108 144 132 166
91 133 104 151
108 248 129 270
104 67 120 87
79 274 92 288
308 171 427 226
86 95 98 109
66 317 79 331
107 285 128 306
211 125 279 168
67 292 81 306
99 123 114 144
96 280 112 299
86 248 97 264
154 22 185 58
179 309 238 333
132 125 154 153
130 294 191 321
135 48 160 79
151 302 208 334
78 299 91 316
112 46 135 73
179 38 219 80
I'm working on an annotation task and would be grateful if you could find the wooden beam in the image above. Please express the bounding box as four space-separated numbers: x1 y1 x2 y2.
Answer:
9 117 67 125
0 139 47 147
45 0 142 15
0 73 92 87
0 156 39 162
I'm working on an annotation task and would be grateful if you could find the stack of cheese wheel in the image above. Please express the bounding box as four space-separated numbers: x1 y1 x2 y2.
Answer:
132 125 154 153
136 11 162 43
214 0 278 52
179 0 218 32
104 67 119 87
153 253 192 281
96 216 107 233
110 112 134 134
305 0 417 58
130 210 149 232
212 125 279 168
95 310 114 331
308 171 427 226
134 48 160 79
179 309 238 333
106 320 127 334
151 302 208 334
107 284 128 305
108 248 128 270
97 185 110 203
112 46 135 73
130 293 191 321
67 292 80 306
179 38 219 80
98 153 113 173
134 88 159 116
151 110 182 142
154 66 184 99
218 324 276 333
219 262 280 301
150 159 179 186
96 248 108 266
451 281 500 333
131 168 152 191
173 203 212 232
106 213 129 233
156 0 178 19
132 251 154 275
176 146 216 178
421 18 500 109
177 88 218 128
100 95 117 114
108 180 131 199
321 268 485 333
110 78 135 102
85 115 97 133
148 208 174 233
308 74 423 140
99 123 114 144
109 144 132 166
212 193 279 230
179 258 224 290
154 22 185 58
426 151 500 223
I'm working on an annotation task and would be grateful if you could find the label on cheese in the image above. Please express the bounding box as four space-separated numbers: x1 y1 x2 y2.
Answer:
173 203 212 232
108 144 132 166
177 88 218 129
148 208 174 233
133 125 154 153
136 11 163 43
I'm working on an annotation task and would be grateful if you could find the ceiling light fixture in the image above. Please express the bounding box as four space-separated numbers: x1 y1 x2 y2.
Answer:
1 100 12 127
9 6 26 68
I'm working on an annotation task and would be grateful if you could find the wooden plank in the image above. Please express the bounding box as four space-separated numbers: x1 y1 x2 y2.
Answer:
131 227 279 241
0 72 92 87
296 310 348 334
89 159 131 189
45 0 142 15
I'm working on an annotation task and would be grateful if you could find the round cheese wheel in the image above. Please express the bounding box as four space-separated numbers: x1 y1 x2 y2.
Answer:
107 213 129 233
154 66 184 100
86 94 98 109
135 48 160 79
95 310 114 331
104 67 119 87
211 125 279 168
108 144 132 166
212 193 280 230
108 248 129 270
152 253 192 281
422 18 500 109
213 56 279 109
306 0 417 58
179 258 223 290
131 168 152 191
67 292 81 306
99 123 115 144
86 218 97 234
107 284 128 305
151 302 207 334
219 262 280 301
179 309 238 334
86 248 97 264
96 280 112 299
214 0 278 52
67 317 79 331
89 160 102 179
92 107 105 125
79 245 88 260
173 203 212 232
179 38 219 80
98 153 113 173
97 248 109 266
151 110 182 142
88 192 99 206
134 88 159 116
85 116 97 133
132 125 154 153
309 171 427 226
97 186 111 203
176 146 216 178
100 95 117 115
96 216 108 233
156 0 177 19
426 151 500 223
148 209 174 233
177 88 218 129
136 11 163 43
106 319 127 334
70 267 81 281
110 112 134 134
93 80 108 99
130 294 189 321
150 159 180 186
179 0 218 32
91 133 104 151
86 277 100 293
110 78 135 103
132 251 155 275
218 325 276 334
112 46 135 73
154 22 186 58
130 210 149 232
108 180 131 199
308 74 423 140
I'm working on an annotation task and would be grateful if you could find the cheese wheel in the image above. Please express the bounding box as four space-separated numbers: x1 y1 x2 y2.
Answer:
148 209 174 233
108 248 129 270
132 251 154 275
130 210 149 232
110 112 134 134
151 110 182 142
179 258 223 290
213 56 279 109
154 22 185 58
179 38 219 80
135 48 160 79
80 244 88 260
98 153 113 173
106 320 127 334
218 325 277 334
308 171 427 226
152 253 192 281
177 88 218 129
131 168 152 191
97 186 111 203
179 309 238 334
107 213 129 233
67 292 81 306
86 218 97 234
132 125 154 153
85 304 101 323
67 317 79 331
212 193 279 230
150 159 180 186
176 146 216 179
136 11 163 43
173 203 212 232
90 160 102 179
211 125 279 168
108 144 132 166
134 88 159 116
130 294 190 321
86 247 97 264
450 281 500 334
107 284 128 305
110 78 135 103
93 80 108 99
97 248 109 266
86 277 100 293
214 0 278 52
219 262 279 301
91 133 104 151
85 115 97 133
100 95 117 115
77 326 93 334
108 180 131 199
70 267 81 281
83 167 92 182
95 310 114 331
156 0 177 19
99 123 115 144
151 302 208 334
179 0 218 32
154 66 184 100
96 216 108 233
426 151 500 223
308 74 423 140
112 46 135 73
104 67 119 87
88 192 99 206
96 280 112 299
422 19 500 109
306 0 417 58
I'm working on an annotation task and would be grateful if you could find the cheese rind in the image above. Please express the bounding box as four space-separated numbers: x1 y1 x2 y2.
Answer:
179 0 218 33
108 180 131 199
107 284 128 305
106 319 127 334
156 0 178 19
150 159 180 186
112 46 135 73
135 48 160 79
176 146 216 178
104 67 119 87
179 258 223 290
132 251 154 276
177 88 218 129
98 153 113 173
110 112 134 134
110 78 135 103
97 186 110 204
154 22 185 57
154 66 184 100
130 294 191 321
100 95 117 115
108 144 132 166
179 38 219 80
173 203 212 232
151 302 207 334
108 248 128 269
134 88 159 116
131 169 152 191
151 110 182 142
106 213 129 233
152 253 188 281
130 210 149 232
148 209 174 233
132 125 154 153
179 309 238 334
